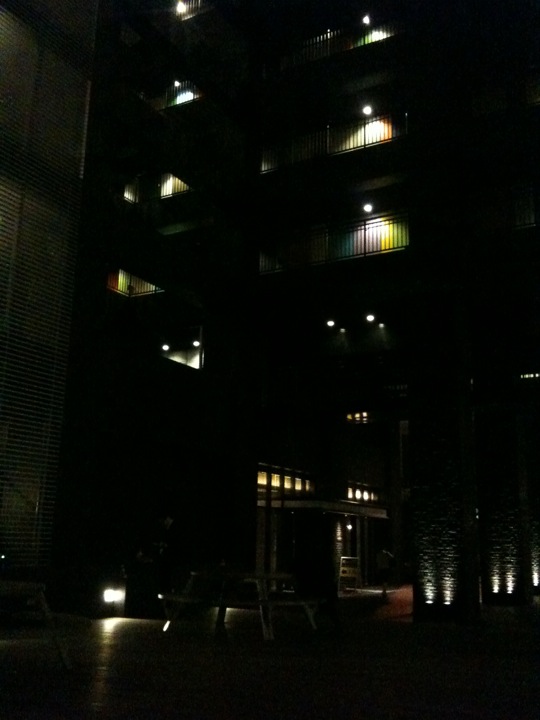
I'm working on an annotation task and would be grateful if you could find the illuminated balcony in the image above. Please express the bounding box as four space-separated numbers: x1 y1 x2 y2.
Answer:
147 80 202 112
175 1 212 21
261 114 403 173
259 214 409 273
279 24 397 70
107 270 163 297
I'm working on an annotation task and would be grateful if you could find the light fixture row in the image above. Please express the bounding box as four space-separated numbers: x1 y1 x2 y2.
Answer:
162 341 200 351
326 317 385 328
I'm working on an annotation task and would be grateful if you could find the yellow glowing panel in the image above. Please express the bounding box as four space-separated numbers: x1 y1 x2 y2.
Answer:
123 182 138 203
108 269 163 297
161 174 190 198
356 26 394 47
284 476 292 489
364 119 392 144
295 478 302 491
271 473 280 488
257 471 267 486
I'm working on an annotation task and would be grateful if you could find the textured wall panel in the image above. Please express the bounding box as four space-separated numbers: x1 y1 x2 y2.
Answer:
0 2 97 570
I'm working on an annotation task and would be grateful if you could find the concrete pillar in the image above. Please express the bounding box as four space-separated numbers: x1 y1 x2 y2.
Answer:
475 379 533 605
409 290 480 621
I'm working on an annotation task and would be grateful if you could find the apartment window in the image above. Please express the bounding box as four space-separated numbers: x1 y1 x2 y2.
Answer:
107 269 163 297
257 466 313 495
347 486 379 503
346 411 370 425
160 174 191 198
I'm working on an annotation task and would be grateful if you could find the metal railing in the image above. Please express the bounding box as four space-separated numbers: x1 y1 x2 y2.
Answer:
148 80 201 112
259 215 409 273
175 1 211 21
107 269 164 297
261 114 403 172
279 25 396 70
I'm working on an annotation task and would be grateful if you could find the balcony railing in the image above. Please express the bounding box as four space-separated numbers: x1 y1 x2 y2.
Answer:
175 1 211 21
160 173 191 198
107 269 164 297
279 25 396 70
147 80 201 112
261 114 403 172
259 214 409 273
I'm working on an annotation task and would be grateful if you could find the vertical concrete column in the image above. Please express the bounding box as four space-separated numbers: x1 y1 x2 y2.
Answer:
475 377 533 605
409 290 479 621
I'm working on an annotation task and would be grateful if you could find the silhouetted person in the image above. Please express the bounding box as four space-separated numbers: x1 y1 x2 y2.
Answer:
376 548 394 600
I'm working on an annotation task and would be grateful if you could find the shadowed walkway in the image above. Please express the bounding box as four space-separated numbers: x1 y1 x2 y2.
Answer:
1 586 539 719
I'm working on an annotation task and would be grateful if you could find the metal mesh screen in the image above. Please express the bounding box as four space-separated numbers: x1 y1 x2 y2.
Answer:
0 2 97 570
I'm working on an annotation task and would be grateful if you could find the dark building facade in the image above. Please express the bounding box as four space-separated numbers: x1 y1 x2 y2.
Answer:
0 1 98 572
60 0 540 619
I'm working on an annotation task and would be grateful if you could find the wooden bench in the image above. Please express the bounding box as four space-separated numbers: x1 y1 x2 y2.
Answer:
0 580 71 669
159 571 319 640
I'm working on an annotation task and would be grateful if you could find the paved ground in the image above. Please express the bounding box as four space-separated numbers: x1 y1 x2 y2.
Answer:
1 586 539 719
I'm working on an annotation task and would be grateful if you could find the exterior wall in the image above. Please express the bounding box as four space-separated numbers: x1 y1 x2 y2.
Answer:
0 1 97 570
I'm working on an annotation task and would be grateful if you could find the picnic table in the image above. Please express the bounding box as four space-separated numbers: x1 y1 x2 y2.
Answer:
159 570 319 640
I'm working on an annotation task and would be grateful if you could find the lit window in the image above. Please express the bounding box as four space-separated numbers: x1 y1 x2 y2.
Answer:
176 1 187 13
346 411 370 424
295 477 302 491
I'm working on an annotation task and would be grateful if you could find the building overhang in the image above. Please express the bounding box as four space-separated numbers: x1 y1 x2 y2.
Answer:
257 498 388 519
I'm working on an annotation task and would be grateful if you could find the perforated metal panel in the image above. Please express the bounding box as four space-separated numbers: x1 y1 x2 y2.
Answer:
0 2 97 570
